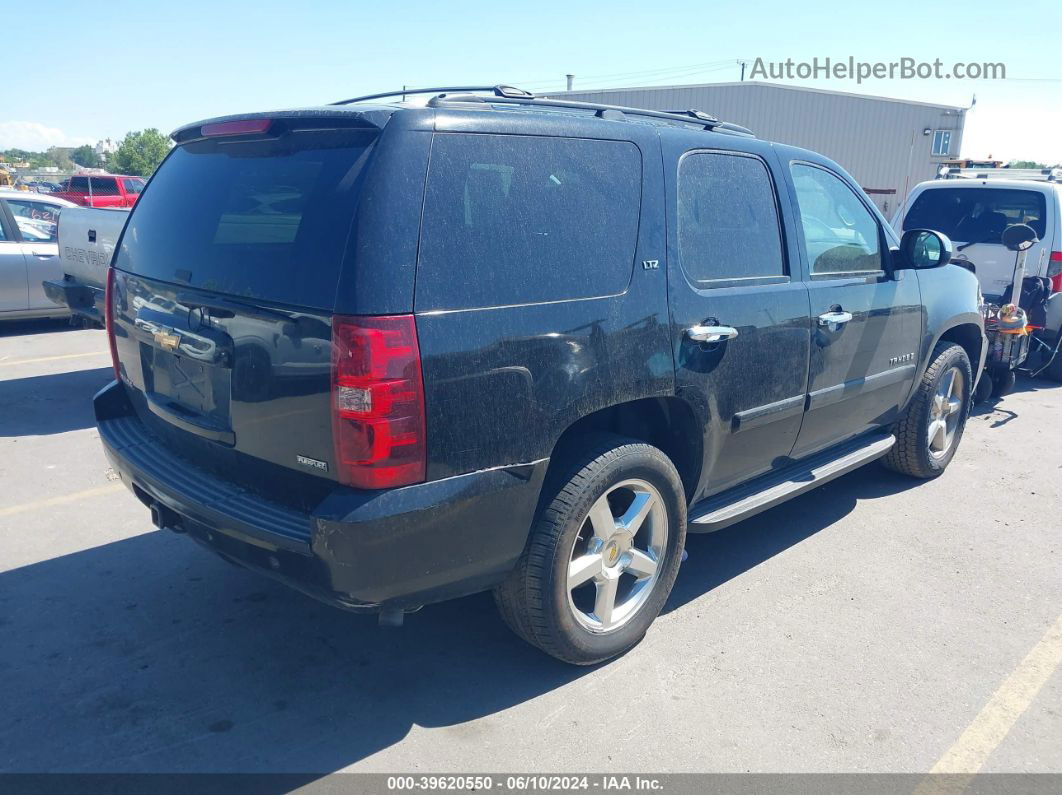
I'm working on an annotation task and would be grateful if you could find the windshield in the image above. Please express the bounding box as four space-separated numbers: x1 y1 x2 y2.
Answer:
903 187 1046 244
115 129 375 309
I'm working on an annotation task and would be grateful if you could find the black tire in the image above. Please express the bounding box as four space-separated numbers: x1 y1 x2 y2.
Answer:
883 342 972 479
493 435 686 665
1044 333 1062 383
973 372 993 404
991 369 1017 398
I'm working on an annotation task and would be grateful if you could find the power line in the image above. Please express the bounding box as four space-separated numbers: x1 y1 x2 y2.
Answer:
509 58 744 93
556 62 740 93
512 58 735 87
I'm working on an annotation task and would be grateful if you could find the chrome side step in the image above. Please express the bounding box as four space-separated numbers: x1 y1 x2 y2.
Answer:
688 433 896 533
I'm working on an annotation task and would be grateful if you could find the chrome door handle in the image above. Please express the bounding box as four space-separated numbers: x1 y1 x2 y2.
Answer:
817 311 853 330
687 325 739 343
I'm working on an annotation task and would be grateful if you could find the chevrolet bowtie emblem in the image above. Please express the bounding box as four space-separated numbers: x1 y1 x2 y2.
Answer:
154 330 181 351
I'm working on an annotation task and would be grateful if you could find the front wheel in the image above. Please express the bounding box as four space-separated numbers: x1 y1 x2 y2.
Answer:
494 436 686 665
883 342 972 479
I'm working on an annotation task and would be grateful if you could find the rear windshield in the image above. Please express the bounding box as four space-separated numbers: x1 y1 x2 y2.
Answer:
903 187 1047 244
115 130 375 309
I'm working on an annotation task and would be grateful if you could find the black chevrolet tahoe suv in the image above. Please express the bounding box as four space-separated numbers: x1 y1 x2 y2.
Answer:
95 85 987 664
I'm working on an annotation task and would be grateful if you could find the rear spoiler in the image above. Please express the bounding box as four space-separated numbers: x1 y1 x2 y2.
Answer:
171 107 396 144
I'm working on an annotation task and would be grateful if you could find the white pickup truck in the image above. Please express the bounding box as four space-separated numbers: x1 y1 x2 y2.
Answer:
42 206 129 325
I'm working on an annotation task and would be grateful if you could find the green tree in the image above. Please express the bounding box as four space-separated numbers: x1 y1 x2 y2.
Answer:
45 146 74 171
70 144 100 169
1007 160 1047 169
110 129 171 176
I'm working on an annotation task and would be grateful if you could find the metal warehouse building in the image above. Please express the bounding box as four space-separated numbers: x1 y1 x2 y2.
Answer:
559 81 967 215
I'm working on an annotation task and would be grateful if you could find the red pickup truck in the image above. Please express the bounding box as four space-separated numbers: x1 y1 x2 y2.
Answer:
51 174 146 208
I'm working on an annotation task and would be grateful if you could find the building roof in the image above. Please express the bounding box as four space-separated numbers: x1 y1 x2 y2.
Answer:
559 80 967 112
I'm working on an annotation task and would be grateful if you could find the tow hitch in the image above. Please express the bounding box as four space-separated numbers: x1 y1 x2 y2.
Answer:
150 502 182 532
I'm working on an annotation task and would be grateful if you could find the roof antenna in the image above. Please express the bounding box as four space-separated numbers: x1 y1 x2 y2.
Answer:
566 74 574 92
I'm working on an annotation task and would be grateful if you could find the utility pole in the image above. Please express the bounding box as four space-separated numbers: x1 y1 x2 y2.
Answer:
738 60 747 81
566 74 574 91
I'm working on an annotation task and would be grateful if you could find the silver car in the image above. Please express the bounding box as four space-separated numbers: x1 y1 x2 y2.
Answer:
0 191 77 320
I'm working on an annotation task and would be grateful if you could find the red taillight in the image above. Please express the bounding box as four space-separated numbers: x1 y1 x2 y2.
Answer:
200 119 272 137
331 315 426 489
1050 252 1062 294
105 267 121 381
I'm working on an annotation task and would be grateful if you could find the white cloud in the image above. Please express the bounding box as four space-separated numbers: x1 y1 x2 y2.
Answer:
0 121 95 151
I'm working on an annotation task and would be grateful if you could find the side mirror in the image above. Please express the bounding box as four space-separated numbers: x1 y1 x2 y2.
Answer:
899 228 953 269
1001 223 1038 252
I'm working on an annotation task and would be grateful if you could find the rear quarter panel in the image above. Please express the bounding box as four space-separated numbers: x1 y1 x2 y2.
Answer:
413 113 674 480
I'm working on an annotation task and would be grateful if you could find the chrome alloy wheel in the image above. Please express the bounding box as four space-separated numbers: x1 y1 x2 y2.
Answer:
928 366 964 458
565 479 668 634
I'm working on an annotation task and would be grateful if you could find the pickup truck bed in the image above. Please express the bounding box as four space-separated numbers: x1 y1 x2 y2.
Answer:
42 206 129 323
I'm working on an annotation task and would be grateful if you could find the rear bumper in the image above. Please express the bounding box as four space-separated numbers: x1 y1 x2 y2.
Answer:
94 380 547 611
42 278 104 324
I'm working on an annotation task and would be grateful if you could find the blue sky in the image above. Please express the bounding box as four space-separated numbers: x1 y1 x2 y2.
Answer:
5 0 1060 162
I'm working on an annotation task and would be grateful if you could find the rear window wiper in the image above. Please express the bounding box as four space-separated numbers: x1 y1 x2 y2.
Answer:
176 292 292 322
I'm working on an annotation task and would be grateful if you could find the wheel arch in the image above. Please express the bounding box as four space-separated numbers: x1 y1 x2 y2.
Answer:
935 321 985 379
547 396 703 504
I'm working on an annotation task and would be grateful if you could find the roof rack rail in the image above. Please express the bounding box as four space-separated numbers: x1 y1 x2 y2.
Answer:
332 84 533 106
665 109 720 124
427 93 754 136
938 165 1062 183
330 83 753 136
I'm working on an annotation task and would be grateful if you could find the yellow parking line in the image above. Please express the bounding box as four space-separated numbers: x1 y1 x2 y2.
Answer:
926 612 1062 779
0 351 109 367
0 483 124 518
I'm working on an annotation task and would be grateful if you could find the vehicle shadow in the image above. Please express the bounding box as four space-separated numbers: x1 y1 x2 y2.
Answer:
0 459 919 775
0 318 79 338
969 374 1059 427
668 463 920 610
0 367 111 437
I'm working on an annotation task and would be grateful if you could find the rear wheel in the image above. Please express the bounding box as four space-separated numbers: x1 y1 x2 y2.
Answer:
990 368 1017 398
494 436 686 665
1044 331 1062 382
883 342 972 479
973 372 993 404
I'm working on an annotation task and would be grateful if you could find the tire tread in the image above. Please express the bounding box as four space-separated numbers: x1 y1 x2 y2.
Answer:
883 341 970 479
494 434 682 664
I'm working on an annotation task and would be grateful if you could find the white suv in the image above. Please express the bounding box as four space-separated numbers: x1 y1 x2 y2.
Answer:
893 176 1062 378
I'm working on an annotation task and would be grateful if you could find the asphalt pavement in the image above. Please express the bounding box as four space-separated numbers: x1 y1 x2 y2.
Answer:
1 319 1059 775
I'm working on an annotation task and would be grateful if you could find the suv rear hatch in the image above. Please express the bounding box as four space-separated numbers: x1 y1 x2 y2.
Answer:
109 117 383 510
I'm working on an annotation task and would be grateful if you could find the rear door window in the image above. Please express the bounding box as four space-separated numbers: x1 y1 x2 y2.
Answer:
678 151 786 283
115 130 375 309
903 187 1047 244
417 133 641 310
90 177 120 196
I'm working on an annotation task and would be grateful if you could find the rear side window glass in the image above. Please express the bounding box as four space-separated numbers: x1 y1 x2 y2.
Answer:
69 177 89 192
115 130 375 309
678 152 785 283
903 187 1047 244
90 177 119 196
417 133 641 310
